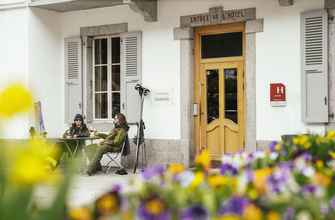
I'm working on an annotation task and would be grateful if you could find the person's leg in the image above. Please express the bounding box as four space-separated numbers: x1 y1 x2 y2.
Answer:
86 144 111 175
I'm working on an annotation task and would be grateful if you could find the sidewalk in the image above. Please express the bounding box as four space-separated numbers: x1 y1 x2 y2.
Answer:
35 171 139 208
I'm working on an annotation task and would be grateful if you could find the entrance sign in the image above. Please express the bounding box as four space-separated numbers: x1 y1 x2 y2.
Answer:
270 83 286 106
181 7 256 28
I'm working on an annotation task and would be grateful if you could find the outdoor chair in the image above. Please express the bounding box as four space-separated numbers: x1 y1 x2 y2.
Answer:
104 135 129 174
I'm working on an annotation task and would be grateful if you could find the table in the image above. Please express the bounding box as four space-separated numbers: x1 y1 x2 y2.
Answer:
58 137 101 159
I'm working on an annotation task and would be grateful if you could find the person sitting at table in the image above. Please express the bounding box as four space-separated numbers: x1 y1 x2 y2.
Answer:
86 113 129 176
63 114 90 138
56 114 90 164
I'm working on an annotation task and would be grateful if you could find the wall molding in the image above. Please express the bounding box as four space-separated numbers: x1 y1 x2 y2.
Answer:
0 1 27 10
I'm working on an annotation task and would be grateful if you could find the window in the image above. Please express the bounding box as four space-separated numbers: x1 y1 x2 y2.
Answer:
93 36 121 120
201 32 243 59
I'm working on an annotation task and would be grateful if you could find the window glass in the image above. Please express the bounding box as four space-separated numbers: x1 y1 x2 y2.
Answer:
94 38 107 64
94 66 108 92
112 37 121 64
224 68 238 123
95 93 108 119
93 36 122 120
207 69 219 124
201 32 243 59
112 65 120 91
112 93 120 118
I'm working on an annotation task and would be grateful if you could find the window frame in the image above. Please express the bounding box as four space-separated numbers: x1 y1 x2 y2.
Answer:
92 35 121 121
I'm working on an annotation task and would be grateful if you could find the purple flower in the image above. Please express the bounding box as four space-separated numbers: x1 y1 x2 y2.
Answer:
138 196 170 220
220 163 238 176
267 166 290 194
269 141 278 152
302 184 317 195
218 197 249 216
181 205 208 220
330 197 335 209
141 165 165 180
284 208 295 220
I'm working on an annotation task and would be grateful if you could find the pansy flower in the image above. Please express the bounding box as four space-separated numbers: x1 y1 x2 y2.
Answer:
94 187 122 218
181 204 208 220
138 196 170 220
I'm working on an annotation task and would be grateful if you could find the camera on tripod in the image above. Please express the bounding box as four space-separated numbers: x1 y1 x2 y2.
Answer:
135 84 150 96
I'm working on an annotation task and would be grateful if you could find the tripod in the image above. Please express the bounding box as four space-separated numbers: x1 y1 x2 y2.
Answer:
133 84 150 173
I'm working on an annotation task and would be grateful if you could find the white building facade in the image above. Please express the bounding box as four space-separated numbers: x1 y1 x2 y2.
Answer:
0 0 334 166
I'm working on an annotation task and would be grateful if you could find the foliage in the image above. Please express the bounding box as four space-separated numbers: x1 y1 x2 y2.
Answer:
68 134 335 220
0 83 72 220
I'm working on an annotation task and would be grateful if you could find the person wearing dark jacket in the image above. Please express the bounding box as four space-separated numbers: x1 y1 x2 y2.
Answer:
86 113 129 175
63 114 90 138
56 114 90 164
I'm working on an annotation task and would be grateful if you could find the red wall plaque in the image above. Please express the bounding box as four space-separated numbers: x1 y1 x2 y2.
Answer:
270 83 286 106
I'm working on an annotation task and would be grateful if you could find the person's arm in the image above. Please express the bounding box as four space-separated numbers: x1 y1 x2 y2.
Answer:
78 127 90 137
104 129 126 147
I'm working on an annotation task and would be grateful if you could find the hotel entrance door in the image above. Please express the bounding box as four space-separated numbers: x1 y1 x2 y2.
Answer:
194 23 245 160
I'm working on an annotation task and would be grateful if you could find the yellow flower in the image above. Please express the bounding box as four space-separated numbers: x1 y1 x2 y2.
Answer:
253 168 272 194
96 194 119 215
243 204 262 220
326 131 335 139
217 215 241 220
274 143 282 151
208 175 228 188
329 151 335 159
167 163 185 175
191 172 204 188
247 188 258 200
69 207 91 220
9 137 60 185
267 211 281 220
293 135 311 149
313 172 331 187
145 199 164 215
195 150 210 170
316 160 324 169
0 83 33 118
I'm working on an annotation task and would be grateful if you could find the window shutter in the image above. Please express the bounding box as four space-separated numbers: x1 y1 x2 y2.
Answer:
121 31 142 123
65 37 83 124
301 10 328 123
84 37 94 123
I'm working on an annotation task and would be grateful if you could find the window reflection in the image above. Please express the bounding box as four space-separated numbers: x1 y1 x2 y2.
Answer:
224 68 238 123
207 69 219 124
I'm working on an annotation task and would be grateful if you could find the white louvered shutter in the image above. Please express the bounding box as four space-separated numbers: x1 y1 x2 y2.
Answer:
84 37 94 123
121 31 142 123
302 10 328 123
65 37 83 124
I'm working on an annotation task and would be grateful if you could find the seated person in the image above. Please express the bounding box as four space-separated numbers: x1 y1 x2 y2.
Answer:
86 113 129 176
56 114 90 163
63 114 90 138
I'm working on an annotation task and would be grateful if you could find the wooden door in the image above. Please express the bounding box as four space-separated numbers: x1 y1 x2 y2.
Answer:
199 62 244 160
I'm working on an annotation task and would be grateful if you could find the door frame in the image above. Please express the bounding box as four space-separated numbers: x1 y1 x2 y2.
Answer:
194 22 246 156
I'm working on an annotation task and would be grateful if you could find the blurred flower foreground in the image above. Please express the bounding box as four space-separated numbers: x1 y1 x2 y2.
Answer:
0 83 70 220
70 135 335 219
2 83 335 220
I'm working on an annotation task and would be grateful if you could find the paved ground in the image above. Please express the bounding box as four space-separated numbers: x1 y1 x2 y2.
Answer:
35 170 139 208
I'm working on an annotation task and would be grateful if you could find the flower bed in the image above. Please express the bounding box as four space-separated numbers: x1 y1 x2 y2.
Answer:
68 134 335 220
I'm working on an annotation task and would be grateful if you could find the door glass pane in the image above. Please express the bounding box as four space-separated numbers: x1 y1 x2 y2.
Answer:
224 68 238 123
95 38 108 65
207 69 219 124
112 37 121 64
112 65 120 91
95 93 108 119
201 32 243 59
94 66 108 92
112 93 120 118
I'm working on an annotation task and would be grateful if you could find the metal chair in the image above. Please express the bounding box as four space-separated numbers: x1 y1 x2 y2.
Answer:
104 136 128 173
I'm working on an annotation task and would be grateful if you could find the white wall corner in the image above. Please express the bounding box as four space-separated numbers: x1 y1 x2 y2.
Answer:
0 0 27 10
